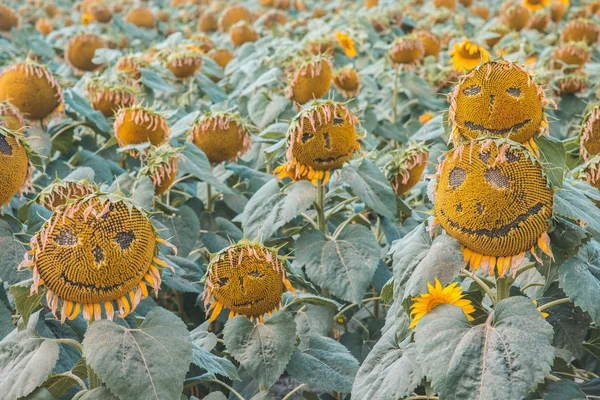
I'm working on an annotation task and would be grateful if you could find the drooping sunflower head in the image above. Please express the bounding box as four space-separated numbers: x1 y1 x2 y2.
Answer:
0 60 63 121
188 34 214 53
579 103 600 160
262 10 287 29
114 105 171 153
448 60 550 148
389 35 425 67
528 10 550 31
125 7 156 29
434 0 457 10
86 78 138 117
274 100 361 185
448 39 490 72
416 31 442 59
409 278 475 328
484 25 510 48
0 125 39 209
219 4 253 32
65 34 106 74
551 43 590 73
157 47 204 79
550 0 568 22
82 0 113 23
502 3 531 31
115 54 149 82
0 101 25 131
305 38 335 56
0 5 19 32
522 0 550 12
202 240 296 323
552 72 588 96
139 145 181 195
198 11 218 33
35 18 52 35
208 48 234 69
384 142 429 196
433 138 554 277
286 55 333 106
34 178 97 212
19 193 175 322
333 66 360 98
573 154 600 191
187 111 252 164
471 5 490 20
229 21 259 46
560 19 600 46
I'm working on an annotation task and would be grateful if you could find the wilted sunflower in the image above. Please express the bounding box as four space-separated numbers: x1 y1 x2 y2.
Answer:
573 154 600 191
208 48 233 69
139 145 181 195
579 103 600 160
0 60 63 121
229 21 259 46
448 61 551 152
82 0 112 23
560 19 599 46
305 38 335 56
202 240 296 323
86 78 138 117
158 47 204 79
35 18 52 35
384 142 429 196
219 4 253 32
287 55 333 105
0 5 19 32
0 125 38 209
503 3 531 31
416 31 441 59
125 7 155 29
522 0 550 11
550 0 568 22
19 193 175 322
471 5 490 20
484 25 509 48
65 34 106 74
115 54 148 81
433 138 554 277
114 105 171 153
334 32 357 58
434 0 457 10
333 67 360 97
199 11 218 33
34 179 97 211
389 35 424 67
553 73 588 96
274 100 361 185
449 39 490 72
262 10 287 29
0 101 25 131
551 43 590 73
409 278 475 328
187 111 252 164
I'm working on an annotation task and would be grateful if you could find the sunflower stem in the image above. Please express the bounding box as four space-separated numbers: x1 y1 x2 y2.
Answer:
538 297 571 312
392 66 399 123
496 277 510 302
184 377 244 400
52 338 83 353
315 180 327 233
206 183 213 212
461 269 496 305
282 383 307 400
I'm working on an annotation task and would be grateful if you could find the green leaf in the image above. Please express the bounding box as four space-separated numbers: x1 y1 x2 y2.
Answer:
238 179 316 241
295 225 380 304
544 300 590 353
341 159 400 218
170 111 200 138
44 359 87 398
191 343 240 381
82 307 192 400
248 91 288 129
0 219 27 285
583 328 600 360
389 223 430 300
0 302 12 341
536 136 566 188
414 297 554 400
179 142 233 194
295 304 335 342
202 393 228 400
544 380 587 400
10 282 45 329
155 205 200 257
139 68 177 93
249 391 275 400
223 311 296 389
0 312 60 399
80 388 119 400
20 387 55 400
559 240 600 324
554 180 600 241
352 329 422 400
286 335 359 393
196 74 227 103
63 89 110 134
132 175 156 211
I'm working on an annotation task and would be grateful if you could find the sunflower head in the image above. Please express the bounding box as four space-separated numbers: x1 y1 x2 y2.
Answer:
189 33 214 53
65 34 106 74
0 6 19 32
550 0 567 22
262 10 287 28
433 138 554 276
573 154 600 191
114 105 171 153
125 7 155 29
187 111 252 164
229 21 259 46
579 103 600 160
553 73 588 96
389 35 425 66
198 11 218 32
484 25 509 48
208 48 234 69
0 101 25 131
19 193 175 322
274 100 361 185
334 32 357 58
433 0 457 10
503 3 531 31
471 5 490 19
35 18 52 35
409 278 475 328
384 142 429 196
333 66 360 97
448 39 490 71
0 60 63 121
0 125 38 209
551 43 590 73
219 4 253 32
448 60 550 147
416 31 441 59
287 55 333 105
139 145 181 195
115 54 148 81
158 47 204 79
86 78 138 117
202 239 296 323
528 10 550 31
522 0 550 12
560 19 600 46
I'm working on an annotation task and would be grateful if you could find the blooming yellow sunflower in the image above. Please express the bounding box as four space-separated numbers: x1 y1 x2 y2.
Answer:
449 39 490 72
334 32 357 58
409 278 475 328
522 0 550 12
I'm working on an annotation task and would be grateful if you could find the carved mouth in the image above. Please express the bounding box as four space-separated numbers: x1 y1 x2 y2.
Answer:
440 202 546 238
232 299 262 308
313 146 355 164
464 119 531 136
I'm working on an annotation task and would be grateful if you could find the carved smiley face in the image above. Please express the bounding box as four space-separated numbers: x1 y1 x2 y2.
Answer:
435 141 553 258
449 61 545 145
35 200 157 304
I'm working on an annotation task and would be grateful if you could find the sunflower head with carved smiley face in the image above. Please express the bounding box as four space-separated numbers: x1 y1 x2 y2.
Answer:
274 100 361 185
202 240 296 323
448 60 551 153
433 138 554 277
19 193 176 322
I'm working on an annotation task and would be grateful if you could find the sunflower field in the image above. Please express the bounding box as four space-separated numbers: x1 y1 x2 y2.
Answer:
0 0 600 399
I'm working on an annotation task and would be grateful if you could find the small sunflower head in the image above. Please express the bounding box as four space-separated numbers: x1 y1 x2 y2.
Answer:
416 31 442 59
115 54 149 81
187 111 252 164
0 125 37 209
528 10 550 31
208 48 234 69
188 34 214 53
433 138 554 276
550 0 567 22
560 19 599 46
274 100 361 185
287 55 333 106
125 7 156 29
35 18 52 35
333 67 360 98
198 11 218 33
219 4 253 32
384 142 429 196
553 73 588 96
139 145 181 195
433 0 457 10
448 39 490 72
484 25 509 48
0 60 63 121
229 21 259 46
573 154 600 191
551 43 590 73
471 5 490 20
202 240 296 323
305 38 335 56
579 103 600 160
158 47 204 79
19 193 176 322
389 35 425 66
86 78 138 117
114 105 171 153
34 178 97 211
502 3 531 31
0 6 19 32
262 10 287 28
409 278 475 328
0 101 25 131
448 60 550 147
522 0 550 12
85 1 112 23
65 34 106 74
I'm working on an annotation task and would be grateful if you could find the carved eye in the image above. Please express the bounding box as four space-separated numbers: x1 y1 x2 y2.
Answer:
333 118 344 125
301 132 314 143
216 277 229 287
506 87 521 98
462 85 481 96
115 231 136 250
484 168 510 190
323 132 331 150
0 135 13 156
449 167 467 189
93 246 104 265
248 271 264 279
54 230 78 246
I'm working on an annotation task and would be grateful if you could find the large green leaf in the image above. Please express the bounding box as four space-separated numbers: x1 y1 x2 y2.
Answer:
286 335 359 393
238 179 316 241
179 142 233 194
544 380 587 400
10 282 45 329
536 136 566 188
82 307 192 400
554 180 600 241
294 304 335 342
223 311 296 389
352 329 422 400
248 91 288 129
63 89 110 134
80 388 119 400
0 312 60 399
389 223 430 300
0 219 27 285
295 225 380 304
414 297 554 400
191 344 240 381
